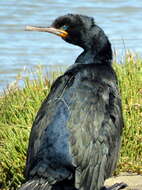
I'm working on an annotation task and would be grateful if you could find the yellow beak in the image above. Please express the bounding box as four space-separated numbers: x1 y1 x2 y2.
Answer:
25 26 68 38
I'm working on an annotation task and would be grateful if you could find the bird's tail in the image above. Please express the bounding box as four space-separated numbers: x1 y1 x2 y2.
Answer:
18 178 78 190
18 178 52 190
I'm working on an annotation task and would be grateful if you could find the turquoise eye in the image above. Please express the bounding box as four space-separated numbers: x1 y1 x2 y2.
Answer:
61 25 68 30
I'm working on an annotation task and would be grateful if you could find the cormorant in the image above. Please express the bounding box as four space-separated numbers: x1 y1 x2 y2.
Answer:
20 14 126 190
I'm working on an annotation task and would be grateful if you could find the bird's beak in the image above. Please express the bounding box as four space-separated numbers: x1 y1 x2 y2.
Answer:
25 26 68 38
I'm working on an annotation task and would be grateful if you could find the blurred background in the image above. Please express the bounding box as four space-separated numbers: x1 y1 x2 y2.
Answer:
0 0 142 91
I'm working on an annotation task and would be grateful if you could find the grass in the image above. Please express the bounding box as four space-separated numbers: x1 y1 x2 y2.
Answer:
0 52 142 189
114 52 142 174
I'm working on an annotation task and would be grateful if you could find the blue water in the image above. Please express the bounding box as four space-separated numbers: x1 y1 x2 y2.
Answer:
0 0 142 91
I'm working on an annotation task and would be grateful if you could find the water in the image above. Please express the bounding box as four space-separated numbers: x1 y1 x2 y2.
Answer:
0 0 142 91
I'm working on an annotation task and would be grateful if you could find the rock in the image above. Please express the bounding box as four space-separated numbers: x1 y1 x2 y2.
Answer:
105 174 142 190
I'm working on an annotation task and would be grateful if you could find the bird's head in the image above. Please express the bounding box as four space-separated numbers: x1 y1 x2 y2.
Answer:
26 14 111 52
50 14 95 49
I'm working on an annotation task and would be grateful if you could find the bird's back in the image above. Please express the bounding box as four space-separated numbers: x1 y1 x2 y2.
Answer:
24 63 123 190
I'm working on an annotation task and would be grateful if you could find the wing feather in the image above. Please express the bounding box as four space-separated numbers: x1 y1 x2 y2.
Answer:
25 65 123 190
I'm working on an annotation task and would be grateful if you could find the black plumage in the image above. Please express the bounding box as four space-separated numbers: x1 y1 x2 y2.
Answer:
20 14 126 190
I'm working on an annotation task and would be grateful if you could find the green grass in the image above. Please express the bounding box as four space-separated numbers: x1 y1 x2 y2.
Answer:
0 52 142 189
114 52 142 175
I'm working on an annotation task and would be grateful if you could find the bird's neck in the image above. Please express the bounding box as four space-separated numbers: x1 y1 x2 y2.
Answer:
75 39 112 65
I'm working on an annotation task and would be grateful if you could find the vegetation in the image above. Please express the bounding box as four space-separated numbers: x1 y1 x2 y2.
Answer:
0 52 142 189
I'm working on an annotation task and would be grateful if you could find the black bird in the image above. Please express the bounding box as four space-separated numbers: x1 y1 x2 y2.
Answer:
19 14 126 190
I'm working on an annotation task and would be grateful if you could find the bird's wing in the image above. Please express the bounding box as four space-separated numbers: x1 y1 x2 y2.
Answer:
66 75 123 189
25 67 123 189
25 73 77 182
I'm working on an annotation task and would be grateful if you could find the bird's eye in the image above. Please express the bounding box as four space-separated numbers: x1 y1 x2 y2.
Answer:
61 25 68 31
